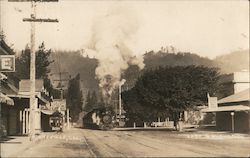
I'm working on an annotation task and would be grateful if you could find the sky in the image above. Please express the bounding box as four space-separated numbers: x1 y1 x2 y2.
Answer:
0 0 249 59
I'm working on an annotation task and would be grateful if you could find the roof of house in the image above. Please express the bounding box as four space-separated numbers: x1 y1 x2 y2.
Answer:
218 88 250 104
19 79 44 92
0 39 14 55
201 105 250 112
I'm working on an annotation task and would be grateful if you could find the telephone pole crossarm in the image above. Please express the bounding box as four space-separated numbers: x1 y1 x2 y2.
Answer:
23 18 59 23
8 0 58 2
50 72 68 75
53 79 69 81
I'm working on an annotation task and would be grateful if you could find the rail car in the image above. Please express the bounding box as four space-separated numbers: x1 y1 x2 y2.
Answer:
83 107 117 130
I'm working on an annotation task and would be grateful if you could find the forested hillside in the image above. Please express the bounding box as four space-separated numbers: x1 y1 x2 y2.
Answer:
49 49 249 99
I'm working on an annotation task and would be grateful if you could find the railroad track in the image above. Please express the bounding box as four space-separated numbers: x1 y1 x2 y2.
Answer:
81 129 128 157
82 135 98 157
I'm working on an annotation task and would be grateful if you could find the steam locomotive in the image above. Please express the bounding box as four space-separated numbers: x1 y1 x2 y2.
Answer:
82 106 117 130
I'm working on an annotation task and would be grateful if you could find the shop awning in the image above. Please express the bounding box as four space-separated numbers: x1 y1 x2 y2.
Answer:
218 89 250 104
41 109 55 115
7 94 49 104
201 105 250 112
0 92 14 106
41 109 63 116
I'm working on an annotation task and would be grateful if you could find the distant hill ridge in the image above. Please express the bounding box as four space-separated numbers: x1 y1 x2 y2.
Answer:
214 49 249 74
49 49 249 92
144 51 215 69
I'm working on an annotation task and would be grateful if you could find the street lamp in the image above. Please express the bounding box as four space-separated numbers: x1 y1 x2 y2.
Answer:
118 79 126 123
230 112 235 133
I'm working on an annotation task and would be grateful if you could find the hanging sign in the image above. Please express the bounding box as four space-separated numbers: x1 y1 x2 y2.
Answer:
0 55 15 72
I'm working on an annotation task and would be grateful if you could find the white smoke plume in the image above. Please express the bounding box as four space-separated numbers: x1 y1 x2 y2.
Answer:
84 6 144 102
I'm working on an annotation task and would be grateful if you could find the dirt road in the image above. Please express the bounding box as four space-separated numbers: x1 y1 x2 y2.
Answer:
13 128 250 157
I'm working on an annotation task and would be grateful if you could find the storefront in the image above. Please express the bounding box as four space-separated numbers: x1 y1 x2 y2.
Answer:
202 89 250 133
0 92 15 136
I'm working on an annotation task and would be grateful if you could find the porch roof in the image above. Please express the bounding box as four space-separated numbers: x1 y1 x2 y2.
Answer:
19 80 44 92
7 94 49 104
201 105 250 112
218 89 250 104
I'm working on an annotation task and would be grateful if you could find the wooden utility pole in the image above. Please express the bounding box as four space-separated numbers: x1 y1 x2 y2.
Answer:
29 0 36 141
8 0 58 141
51 72 69 99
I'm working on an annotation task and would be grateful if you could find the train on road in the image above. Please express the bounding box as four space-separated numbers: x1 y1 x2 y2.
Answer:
82 106 117 130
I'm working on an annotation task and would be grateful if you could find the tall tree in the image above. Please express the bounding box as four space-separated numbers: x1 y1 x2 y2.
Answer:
15 42 54 95
67 73 83 122
15 42 53 79
83 90 99 112
91 91 98 105
122 66 220 129
83 91 93 112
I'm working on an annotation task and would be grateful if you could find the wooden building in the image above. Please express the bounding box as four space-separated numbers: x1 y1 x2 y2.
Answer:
202 89 250 133
8 79 51 135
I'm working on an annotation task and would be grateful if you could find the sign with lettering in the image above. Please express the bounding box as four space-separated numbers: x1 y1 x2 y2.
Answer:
51 99 66 111
0 55 15 72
